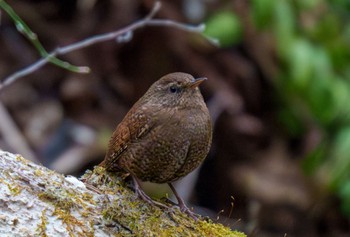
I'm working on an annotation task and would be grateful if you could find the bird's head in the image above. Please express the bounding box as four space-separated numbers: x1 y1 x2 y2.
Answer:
142 72 207 109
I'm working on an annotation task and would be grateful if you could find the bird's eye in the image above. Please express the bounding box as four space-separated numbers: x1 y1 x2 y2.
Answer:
169 85 181 94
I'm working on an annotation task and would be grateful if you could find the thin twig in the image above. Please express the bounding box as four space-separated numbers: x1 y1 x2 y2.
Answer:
144 1 161 21
56 19 204 55
0 0 87 73
0 1 207 91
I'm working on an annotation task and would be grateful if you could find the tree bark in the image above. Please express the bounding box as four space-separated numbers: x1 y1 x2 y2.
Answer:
0 150 245 237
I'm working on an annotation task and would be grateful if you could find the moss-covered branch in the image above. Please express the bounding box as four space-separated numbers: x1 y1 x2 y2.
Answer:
0 150 245 237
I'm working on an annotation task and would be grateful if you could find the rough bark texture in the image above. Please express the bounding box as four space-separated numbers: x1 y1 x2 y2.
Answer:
0 150 245 237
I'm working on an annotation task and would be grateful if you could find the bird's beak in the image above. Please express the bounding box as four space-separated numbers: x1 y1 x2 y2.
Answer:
189 77 207 89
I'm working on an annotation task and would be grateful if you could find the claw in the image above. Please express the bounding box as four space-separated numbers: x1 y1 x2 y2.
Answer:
168 183 200 220
131 176 201 220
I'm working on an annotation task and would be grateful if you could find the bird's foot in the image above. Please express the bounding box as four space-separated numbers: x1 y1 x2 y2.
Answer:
177 202 200 221
162 197 199 219
168 183 201 221
135 185 154 204
132 176 170 209
135 186 169 208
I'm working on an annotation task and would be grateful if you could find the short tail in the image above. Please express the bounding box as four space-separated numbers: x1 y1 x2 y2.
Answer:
99 155 122 172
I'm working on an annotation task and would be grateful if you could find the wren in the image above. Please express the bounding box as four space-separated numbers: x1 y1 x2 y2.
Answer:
101 72 212 219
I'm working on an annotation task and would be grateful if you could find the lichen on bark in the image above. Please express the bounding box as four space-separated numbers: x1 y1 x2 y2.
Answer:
0 150 245 237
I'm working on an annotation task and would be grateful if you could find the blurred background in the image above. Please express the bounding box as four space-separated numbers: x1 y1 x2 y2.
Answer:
1 0 350 236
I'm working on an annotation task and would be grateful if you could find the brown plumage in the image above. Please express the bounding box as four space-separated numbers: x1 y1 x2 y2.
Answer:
101 72 212 219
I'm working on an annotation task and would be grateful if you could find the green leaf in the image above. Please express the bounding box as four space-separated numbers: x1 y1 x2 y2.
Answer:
274 0 296 56
296 0 320 9
287 39 314 90
251 0 275 28
204 11 242 47
339 180 350 215
328 128 350 189
278 107 305 136
302 143 327 175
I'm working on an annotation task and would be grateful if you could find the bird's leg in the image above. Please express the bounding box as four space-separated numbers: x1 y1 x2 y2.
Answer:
131 175 169 209
168 183 199 220
132 175 154 204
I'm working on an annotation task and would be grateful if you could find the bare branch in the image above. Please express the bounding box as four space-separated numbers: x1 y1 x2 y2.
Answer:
0 56 51 90
144 1 161 20
0 0 87 74
0 1 208 91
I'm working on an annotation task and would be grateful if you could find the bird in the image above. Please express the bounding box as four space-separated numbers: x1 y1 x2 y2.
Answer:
100 72 212 219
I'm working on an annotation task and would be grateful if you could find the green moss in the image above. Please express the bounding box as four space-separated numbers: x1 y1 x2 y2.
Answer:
36 209 48 237
85 166 246 237
38 189 75 211
15 155 27 163
34 169 44 176
14 159 244 237
52 208 94 237
0 172 23 196
196 220 246 237
37 181 96 236
6 182 22 196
